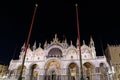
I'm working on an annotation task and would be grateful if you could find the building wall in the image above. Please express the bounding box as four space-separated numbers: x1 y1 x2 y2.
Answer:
6 34 113 80
105 44 120 80
106 45 120 63
0 64 7 78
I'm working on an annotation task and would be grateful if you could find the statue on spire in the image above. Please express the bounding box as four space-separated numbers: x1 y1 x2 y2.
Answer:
33 41 37 51
83 40 85 45
63 38 68 48
76 38 79 47
52 34 59 44
39 43 41 48
70 40 73 46
21 42 25 51
89 36 94 47
44 40 48 48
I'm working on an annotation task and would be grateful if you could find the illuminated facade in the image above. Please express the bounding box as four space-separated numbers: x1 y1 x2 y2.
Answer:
0 64 7 79
105 44 120 80
6 34 114 80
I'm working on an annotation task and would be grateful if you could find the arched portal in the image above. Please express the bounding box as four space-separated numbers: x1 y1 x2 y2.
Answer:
30 64 39 80
99 63 108 80
45 59 61 80
83 62 94 80
17 65 26 78
68 63 79 80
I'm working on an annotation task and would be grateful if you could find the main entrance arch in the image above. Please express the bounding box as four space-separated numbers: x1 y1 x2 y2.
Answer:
44 59 61 80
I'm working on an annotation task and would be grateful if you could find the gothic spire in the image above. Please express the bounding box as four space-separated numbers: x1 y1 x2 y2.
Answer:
44 40 48 48
89 36 94 47
39 43 41 48
21 42 25 51
76 38 79 47
33 41 36 50
83 40 85 45
70 40 73 46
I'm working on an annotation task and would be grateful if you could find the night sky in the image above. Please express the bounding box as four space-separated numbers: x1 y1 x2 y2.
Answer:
0 0 120 65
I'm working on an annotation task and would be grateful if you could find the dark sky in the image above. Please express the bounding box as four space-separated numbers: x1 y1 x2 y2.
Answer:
0 0 120 65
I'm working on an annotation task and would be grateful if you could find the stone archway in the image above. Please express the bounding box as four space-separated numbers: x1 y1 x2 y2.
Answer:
68 63 79 80
45 59 61 80
83 62 94 80
30 64 39 80
99 63 107 80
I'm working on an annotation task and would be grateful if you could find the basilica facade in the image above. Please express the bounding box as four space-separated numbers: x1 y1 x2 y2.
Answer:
7 34 113 80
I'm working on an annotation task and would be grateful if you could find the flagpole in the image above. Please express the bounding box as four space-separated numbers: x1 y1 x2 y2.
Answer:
75 3 84 80
18 3 38 80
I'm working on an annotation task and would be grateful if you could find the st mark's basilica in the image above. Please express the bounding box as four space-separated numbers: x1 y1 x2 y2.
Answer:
6 34 114 80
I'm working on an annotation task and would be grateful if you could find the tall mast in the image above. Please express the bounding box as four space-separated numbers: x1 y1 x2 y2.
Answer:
18 3 38 80
75 3 84 80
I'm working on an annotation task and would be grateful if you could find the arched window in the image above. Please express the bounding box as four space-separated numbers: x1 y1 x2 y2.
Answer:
47 48 62 58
